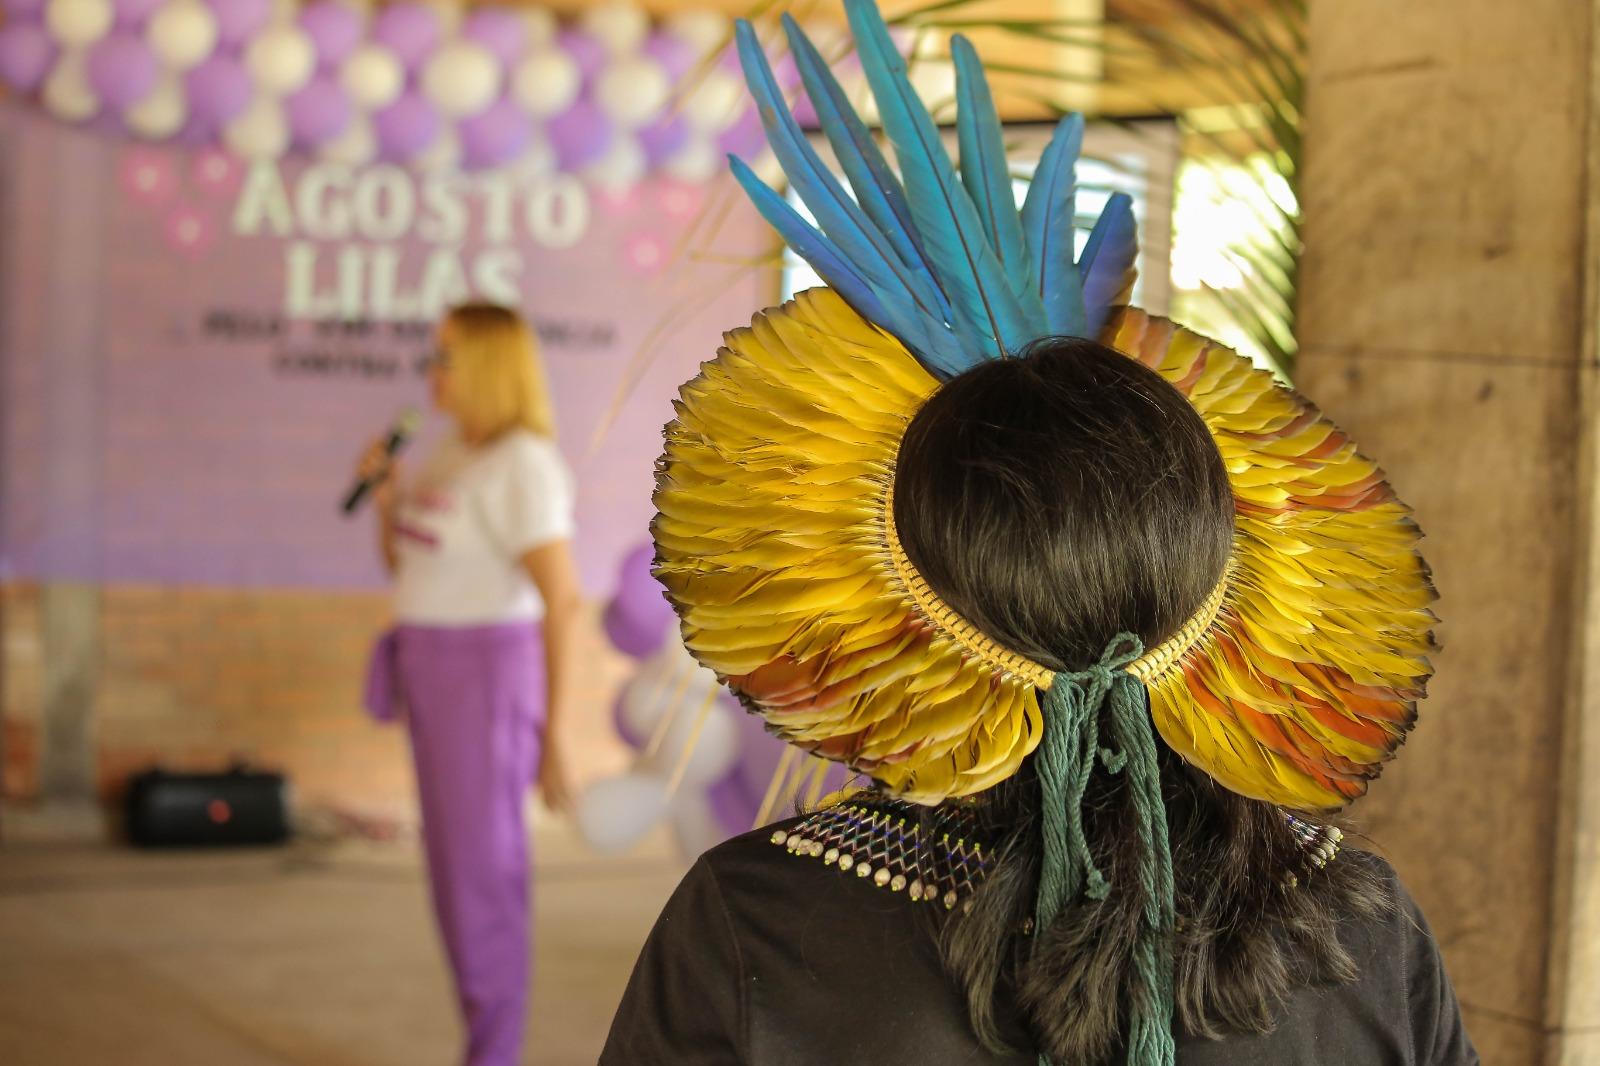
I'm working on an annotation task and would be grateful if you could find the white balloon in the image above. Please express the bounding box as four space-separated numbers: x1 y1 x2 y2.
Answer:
147 0 217 71
224 98 288 158
581 2 647 55
415 128 459 174
520 7 557 47
653 697 739 787
320 116 375 166
421 39 500 119
341 44 403 110
126 74 186 138
594 56 668 129
663 10 729 58
246 24 315 96
587 134 645 191
45 0 113 48
42 49 97 121
681 68 743 133
669 789 728 859
664 136 720 183
575 771 670 854
511 49 578 118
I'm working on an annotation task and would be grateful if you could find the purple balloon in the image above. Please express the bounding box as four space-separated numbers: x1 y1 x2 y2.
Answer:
176 112 216 145
638 113 689 169
298 1 363 68
547 96 612 172
717 106 765 159
371 2 440 70
555 28 605 81
207 0 273 47
285 74 351 147
612 691 646 750
373 91 440 161
0 23 57 93
603 598 668 659
184 53 252 125
459 95 532 170
461 8 527 67
0 0 46 16
87 33 159 110
641 30 694 82
113 0 166 29
705 771 754 839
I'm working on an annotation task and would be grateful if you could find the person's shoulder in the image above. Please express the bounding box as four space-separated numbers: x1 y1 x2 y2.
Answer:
491 428 568 473
704 819 802 861
692 819 808 896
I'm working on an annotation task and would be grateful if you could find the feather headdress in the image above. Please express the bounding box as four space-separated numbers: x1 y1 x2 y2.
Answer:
651 2 1434 1061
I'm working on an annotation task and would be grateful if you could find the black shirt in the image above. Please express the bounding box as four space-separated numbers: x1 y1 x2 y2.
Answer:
603 821 1478 1065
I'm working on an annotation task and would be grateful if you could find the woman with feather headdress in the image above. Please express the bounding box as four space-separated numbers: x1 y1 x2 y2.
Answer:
602 3 1476 1063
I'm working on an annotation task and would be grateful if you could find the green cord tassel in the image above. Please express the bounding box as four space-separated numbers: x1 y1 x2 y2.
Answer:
1034 634 1176 1066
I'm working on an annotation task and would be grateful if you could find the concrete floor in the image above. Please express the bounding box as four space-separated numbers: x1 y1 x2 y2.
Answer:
0 816 689 1066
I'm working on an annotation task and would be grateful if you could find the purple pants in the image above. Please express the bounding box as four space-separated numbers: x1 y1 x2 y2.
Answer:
370 623 545 1066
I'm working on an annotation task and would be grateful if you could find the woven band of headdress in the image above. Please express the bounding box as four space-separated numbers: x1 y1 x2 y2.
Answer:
884 484 1228 687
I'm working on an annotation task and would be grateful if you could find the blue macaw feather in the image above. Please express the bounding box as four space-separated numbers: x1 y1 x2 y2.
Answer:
781 13 950 323
1020 113 1088 338
951 35 1046 337
844 0 1035 361
726 0 1144 371
734 21 947 325
1079 192 1139 337
729 156 966 380
727 156 890 330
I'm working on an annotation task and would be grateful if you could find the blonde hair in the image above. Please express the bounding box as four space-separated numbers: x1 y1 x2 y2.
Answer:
441 302 556 440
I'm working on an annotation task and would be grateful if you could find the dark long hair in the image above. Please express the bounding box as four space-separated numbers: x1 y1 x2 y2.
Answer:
891 337 1389 1062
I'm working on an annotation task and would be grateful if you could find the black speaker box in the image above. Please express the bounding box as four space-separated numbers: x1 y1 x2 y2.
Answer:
125 766 292 847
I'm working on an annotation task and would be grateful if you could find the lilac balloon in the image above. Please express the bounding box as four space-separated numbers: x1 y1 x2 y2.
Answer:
461 8 527 67
0 0 46 17
184 53 252 125
555 28 605 81
705 772 754 839
716 106 765 159
0 23 57 93
547 97 612 172
87 33 159 110
113 0 166 29
176 112 216 145
371 2 440 71
207 0 273 47
638 114 689 169
285 74 351 147
612 691 646 750
373 91 440 161
298 1 364 68
641 30 694 82
603 598 668 659
459 96 532 170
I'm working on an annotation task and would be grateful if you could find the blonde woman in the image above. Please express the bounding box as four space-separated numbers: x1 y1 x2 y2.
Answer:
359 302 581 1066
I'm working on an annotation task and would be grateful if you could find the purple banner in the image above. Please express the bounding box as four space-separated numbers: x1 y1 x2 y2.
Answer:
0 103 772 594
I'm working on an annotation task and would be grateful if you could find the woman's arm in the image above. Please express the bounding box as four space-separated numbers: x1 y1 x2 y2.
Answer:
357 440 402 574
522 538 583 812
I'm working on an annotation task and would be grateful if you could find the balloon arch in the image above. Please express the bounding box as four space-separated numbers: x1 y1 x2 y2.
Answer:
0 0 864 183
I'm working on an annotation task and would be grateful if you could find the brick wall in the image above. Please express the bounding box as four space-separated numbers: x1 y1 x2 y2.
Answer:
1 582 633 819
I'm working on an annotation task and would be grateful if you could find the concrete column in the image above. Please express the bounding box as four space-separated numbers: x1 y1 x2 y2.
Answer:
1297 1 1597 1061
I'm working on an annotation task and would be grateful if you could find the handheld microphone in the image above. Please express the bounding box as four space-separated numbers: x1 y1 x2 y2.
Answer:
342 409 422 515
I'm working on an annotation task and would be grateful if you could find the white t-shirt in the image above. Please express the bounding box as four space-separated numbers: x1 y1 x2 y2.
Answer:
392 428 576 626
